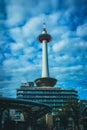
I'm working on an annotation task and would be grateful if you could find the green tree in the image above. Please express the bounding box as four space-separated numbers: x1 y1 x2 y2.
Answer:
56 99 81 130
81 107 87 130
37 115 47 130
71 101 81 130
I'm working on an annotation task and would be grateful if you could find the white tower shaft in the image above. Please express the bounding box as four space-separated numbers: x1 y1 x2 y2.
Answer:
42 40 49 77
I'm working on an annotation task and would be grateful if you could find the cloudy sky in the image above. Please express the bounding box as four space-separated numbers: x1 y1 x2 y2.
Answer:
0 0 87 99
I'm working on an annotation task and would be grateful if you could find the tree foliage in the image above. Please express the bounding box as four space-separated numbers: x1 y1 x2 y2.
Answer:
56 99 81 130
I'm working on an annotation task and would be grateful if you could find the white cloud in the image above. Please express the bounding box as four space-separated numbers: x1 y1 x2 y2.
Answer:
48 12 61 25
52 65 83 73
52 39 68 52
6 1 26 26
6 0 59 27
11 65 40 73
55 55 69 61
0 80 19 84
22 15 45 37
3 58 20 68
11 42 24 52
61 30 76 39
9 27 25 43
76 23 87 37
78 41 87 48
23 47 35 55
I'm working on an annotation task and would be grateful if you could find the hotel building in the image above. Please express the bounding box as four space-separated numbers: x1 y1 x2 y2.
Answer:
17 82 78 111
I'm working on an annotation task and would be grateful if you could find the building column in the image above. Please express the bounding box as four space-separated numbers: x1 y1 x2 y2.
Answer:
46 114 53 129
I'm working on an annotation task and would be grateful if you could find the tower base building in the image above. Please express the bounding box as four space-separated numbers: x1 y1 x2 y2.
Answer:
16 82 78 112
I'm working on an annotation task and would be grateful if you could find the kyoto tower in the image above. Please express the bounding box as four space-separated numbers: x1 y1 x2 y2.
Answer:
35 23 57 87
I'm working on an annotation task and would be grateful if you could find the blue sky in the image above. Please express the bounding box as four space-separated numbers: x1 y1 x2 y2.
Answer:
0 0 87 99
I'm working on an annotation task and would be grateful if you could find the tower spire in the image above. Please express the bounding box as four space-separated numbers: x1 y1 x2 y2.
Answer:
43 22 46 29
42 22 47 34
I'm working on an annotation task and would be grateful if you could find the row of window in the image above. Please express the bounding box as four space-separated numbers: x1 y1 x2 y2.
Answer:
17 90 77 95
17 97 76 103
17 94 77 99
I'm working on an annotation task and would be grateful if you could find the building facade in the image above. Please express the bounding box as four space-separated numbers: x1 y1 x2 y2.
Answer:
17 82 78 111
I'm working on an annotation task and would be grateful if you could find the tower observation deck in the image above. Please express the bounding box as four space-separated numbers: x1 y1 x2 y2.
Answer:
35 24 57 87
